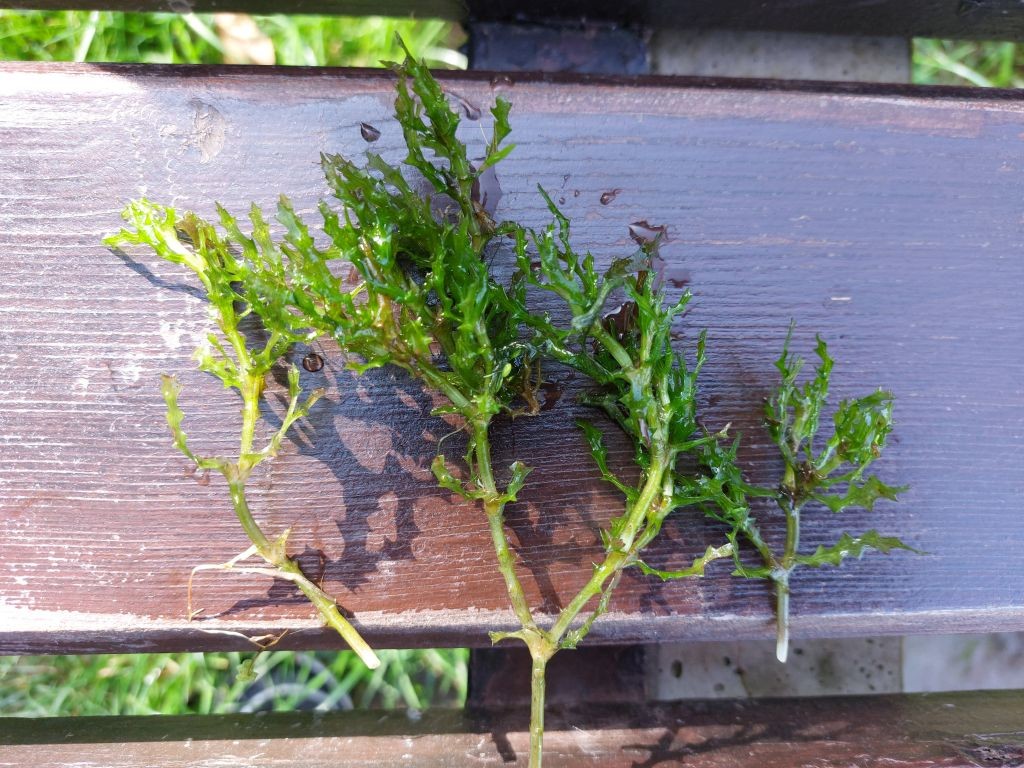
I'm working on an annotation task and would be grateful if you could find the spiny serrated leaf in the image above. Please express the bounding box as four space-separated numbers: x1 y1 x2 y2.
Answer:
161 374 198 464
431 455 477 499
795 530 920 568
829 390 895 469
812 475 906 513
577 420 637 502
502 461 532 503
491 96 512 145
638 543 734 581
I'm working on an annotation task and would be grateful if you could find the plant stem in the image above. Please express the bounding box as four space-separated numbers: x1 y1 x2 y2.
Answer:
590 324 634 374
547 456 667 642
281 559 381 669
548 550 626 642
529 652 548 768
485 501 536 630
783 500 800 568
472 420 536 630
470 418 669 768
775 574 790 663
227 369 380 667
228 479 272 555
776 498 800 663
616 454 667 551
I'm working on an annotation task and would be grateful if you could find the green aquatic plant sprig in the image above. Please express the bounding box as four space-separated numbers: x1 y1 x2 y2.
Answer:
689 330 917 662
106 201 381 670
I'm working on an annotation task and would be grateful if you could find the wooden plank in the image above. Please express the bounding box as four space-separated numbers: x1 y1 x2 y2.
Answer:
2 691 1023 766
1 64 1023 654
4 0 1024 42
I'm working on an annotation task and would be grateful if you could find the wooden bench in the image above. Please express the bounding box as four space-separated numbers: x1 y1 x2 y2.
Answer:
2 3 1024 765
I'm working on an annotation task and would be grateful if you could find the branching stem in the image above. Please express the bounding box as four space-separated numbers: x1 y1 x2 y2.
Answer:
224 370 381 668
472 421 536 631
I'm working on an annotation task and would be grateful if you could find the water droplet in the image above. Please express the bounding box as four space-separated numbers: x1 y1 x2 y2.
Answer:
573 190 580 198
343 266 361 287
628 220 667 245
359 122 381 142
490 74 514 88
471 164 503 215
602 301 638 339
302 352 324 372
666 270 691 289
448 91 481 120
600 189 622 205
558 196 566 204
540 381 563 412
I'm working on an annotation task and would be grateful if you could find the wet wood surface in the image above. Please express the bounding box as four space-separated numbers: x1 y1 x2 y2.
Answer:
4 0 1024 43
1 64 1023 654
3 691 1023 766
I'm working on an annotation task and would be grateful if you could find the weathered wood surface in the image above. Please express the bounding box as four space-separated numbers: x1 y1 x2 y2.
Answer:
2 691 1023 766
1 64 1023 654
4 0 1024 43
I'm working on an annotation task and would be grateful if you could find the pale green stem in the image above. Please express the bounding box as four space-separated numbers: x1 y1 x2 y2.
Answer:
590 324 634 373
616 454 668 552
228 369 380 668
283 560 381 669
775 575 790 663
529 654 548 768
548 550 627 643
548 456 667 643
469 418 551 767
472 420 536 630
227 479 272 556
239 372 263 455
775 498 800 663
470 412 670 768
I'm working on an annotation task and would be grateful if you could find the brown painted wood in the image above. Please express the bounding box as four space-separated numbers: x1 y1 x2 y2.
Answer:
1 64 1023 655
4 0 1024 42
2 691 1024 766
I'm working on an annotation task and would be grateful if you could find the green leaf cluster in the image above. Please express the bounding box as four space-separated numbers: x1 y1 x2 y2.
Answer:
106 201 320 478
513 192 731 576
696 327 917 661
230 45 538 508
106 188 379 670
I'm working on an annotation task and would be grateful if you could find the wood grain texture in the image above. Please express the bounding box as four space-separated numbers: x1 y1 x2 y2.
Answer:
2 691 1024 766
1 64 1022 654
4 0 1024 42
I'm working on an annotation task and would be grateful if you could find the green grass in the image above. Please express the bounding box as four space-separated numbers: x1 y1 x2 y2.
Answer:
0 649 468 716
2 10 1023 87
913 39 1024 87
0 9 462 67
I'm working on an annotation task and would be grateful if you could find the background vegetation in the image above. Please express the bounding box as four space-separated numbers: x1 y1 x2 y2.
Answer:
0 9 1017 718
1 649 468 715
0 10 1021 86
